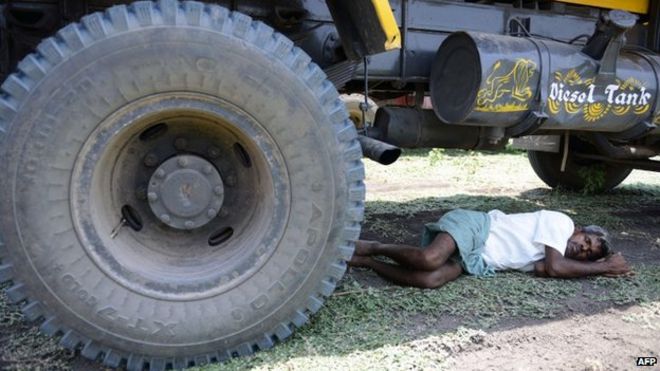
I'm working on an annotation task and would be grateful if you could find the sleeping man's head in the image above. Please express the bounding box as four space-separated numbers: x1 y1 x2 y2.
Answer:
565 225 611 261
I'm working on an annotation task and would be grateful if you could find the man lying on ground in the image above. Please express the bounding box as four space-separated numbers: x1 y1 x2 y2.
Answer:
348 209 631 288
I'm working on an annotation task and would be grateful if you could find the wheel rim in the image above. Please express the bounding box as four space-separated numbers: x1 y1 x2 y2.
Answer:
71 93 291 301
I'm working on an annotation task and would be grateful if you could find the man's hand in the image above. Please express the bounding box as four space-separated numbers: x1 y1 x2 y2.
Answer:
543 246 632 278
603 253 632 277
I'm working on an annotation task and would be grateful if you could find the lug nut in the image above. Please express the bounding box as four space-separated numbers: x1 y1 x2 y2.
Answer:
177 157 188 168
184 221 195 230
207 209 217 218
203 165 213 175
144 153 159 167
208 147 220 159
174 138 188 150
214 186 224 196
155 169 166 179
148 192 159 202
161 214 171 223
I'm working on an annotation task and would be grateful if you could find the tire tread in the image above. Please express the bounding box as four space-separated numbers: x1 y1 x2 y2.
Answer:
1 75 30 100
6 283 27 303
21 301 44 322
17 55 48 81
0 263 13 282
81 13 110 39
36 38 66 65
81 340 103 360
57 24 87 52
39 316 62 336
103 350 124 368
0 1 365 368
59 329 83 349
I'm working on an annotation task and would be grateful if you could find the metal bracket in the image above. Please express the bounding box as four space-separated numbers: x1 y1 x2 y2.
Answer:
607 120 656 142
506 37 550 137
507 111 549 138
611 47 660 140
361 57 370 133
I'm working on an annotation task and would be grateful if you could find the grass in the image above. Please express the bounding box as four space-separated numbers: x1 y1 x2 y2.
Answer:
586 265 660 305
205 149 660 370
0 283 75 370
2 149 660 370
364 148 660 230
365 187 660 231
206 265 660 371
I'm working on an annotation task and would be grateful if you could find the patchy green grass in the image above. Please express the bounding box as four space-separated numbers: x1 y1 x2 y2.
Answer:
0 283 74 370
203 265 660 371
586 265 660 305
365 187 660 231
364 148 660 230
203 150 660 370
2 149 660 370
362 217 410 243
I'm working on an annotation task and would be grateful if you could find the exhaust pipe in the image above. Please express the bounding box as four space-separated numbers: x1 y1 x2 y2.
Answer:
358 135 402 165
372 107 506 150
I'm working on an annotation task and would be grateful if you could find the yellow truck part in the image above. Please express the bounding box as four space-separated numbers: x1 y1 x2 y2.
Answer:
326 0 402 59
556 0 649 14
372 0 402 50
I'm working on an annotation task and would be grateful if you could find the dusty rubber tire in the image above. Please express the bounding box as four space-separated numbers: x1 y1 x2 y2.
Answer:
527 137 632 192
0 1 364 370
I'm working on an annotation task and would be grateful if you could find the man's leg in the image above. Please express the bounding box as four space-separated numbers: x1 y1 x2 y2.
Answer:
350 255 463 289
353 233 457 271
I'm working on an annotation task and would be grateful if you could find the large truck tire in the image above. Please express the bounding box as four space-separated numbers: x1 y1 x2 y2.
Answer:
528 137 632 192
0 1 364 369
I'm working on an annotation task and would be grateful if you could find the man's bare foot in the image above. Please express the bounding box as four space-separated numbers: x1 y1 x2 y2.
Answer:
347 254 373 268
355 240 379 256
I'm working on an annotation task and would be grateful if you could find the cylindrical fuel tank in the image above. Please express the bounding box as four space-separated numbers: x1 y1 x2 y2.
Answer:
430 32 660 132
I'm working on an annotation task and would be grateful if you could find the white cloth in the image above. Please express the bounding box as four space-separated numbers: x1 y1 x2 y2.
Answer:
481 210 575 272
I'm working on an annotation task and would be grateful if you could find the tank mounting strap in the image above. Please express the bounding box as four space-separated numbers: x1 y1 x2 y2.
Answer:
618 48 660 140
506 37 551 137
607 121 656 141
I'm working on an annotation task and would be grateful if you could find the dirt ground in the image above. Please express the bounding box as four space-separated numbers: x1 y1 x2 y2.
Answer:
349 152 660 371
1 152 659 370
356 205 660 371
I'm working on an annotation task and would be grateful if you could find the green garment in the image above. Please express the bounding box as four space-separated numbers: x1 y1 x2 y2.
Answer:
421 209 495 277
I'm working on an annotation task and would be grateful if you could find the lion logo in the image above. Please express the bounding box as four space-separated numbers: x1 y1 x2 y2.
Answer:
476 59 537 112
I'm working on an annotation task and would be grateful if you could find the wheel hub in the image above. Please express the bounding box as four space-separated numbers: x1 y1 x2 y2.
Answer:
148 154 224 230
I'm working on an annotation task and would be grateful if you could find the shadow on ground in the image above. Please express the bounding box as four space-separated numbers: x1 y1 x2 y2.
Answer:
1 188 659 370
212 188 660 369
352 189 660 333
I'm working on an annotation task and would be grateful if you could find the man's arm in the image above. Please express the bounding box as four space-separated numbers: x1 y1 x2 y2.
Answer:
539 246 630 278
533 260 549 277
